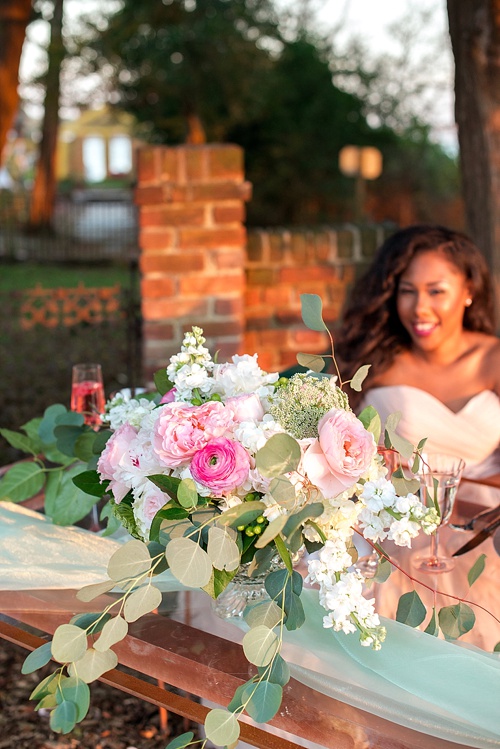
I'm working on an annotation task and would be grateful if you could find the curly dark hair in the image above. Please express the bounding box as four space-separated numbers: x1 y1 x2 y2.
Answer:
335 225 495 401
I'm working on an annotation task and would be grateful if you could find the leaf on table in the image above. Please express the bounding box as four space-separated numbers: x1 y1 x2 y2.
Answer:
123 584 162 622
69 647 118 683
204 708 240 747
107 539 152 582
241 679 283 723
165 536 213 588
207 526 240 571
257 653 290 686
0 462 45 503
51 624 87 664
94 616 128 651
244 600 283 630
242 625 279 667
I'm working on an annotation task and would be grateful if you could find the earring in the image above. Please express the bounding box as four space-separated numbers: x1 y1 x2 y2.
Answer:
465 298 473 307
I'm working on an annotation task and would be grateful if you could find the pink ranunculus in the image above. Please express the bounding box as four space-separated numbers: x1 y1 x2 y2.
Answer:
160 387 177 404
97 422 138 503
153 400 233 468
190 438 251 494
302 409 376 499
226 394 264 423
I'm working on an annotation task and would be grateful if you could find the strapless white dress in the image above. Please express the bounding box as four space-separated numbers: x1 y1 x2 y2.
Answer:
359 385 500 651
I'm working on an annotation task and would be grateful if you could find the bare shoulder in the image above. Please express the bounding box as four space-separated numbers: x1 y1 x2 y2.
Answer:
474 332 500 391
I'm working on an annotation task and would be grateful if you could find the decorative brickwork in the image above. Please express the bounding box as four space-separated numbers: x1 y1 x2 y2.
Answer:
18 283 124 330
136 144 250 382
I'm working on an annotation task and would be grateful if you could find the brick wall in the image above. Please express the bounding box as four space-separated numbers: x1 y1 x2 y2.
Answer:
135 144 251 382
136 144 389 381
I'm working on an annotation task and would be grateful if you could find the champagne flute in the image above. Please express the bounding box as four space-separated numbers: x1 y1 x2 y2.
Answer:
71 363 106 428
412 452 465 573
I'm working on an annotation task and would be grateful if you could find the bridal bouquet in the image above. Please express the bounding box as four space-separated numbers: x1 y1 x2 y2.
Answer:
18 295 440 745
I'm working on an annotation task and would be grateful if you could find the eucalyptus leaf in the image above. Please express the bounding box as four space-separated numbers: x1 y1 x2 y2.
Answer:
300 293 327 332
246 545 275 578
204 709 240 747
255 433 301 478
57 676 90 722
207 526 240 571
350 364 371 392
296 352 325 372
467 553 486 587
165 537 213 588
218 500 266 529
76 579 115 603
385 412 402 433
244 600 283 630
36 693 58 710
242 625 279 667
0 462 45 503
494 642 500 652
438 603 476 640
29 672 58 701
22 641 53 674
386 428 415 461
153 368 174 396
202 567 238 599
424 608 439 637
227 680 254 713
269 475 297 508
357 406 381 444
241 679 283 723
165 731 195 749
372 557 391 584
38 404 68 443
49 699 77 734
107 539 152 582
391 476 421 497
69 647 118 683
123 584 162 622
94 616 129 651
51 624 88 664
396 591 426 628
70 612 111 635
283 591 305 631
254 515 288 549
177 478 199 509
257 653 290 686
282 502 323 540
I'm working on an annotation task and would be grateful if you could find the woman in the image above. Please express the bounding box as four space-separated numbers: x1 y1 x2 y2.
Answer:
337 224 500 492
336 225 500 650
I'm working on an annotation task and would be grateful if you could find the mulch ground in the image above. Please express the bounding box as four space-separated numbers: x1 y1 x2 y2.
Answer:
0 640 199 749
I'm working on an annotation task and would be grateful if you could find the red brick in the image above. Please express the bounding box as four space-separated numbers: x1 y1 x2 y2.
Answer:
212 204 245 224
246 232 264 263
139 228 176 251
246 268 278 286
142 298 208 320
207 145 243 178
260 329 289 347
244 288 263 307
279 267 338 284
246 315 272 331
179 274 244 296
137 148 162 183
214 298 244 316
140 277 176 299
212 249 245 269
161 149 179 182
253 351 276 371
191 182 252 202
292 330 328 347
262 287 292 306
179 227 245 250
134 186 164 206
142 322 175 340
185 146 209 181
139 253 206 274
275 310 303 326
183 321 244 338
139 205 206 228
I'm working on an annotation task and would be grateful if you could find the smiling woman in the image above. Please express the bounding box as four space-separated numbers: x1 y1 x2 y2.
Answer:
335 224 500 488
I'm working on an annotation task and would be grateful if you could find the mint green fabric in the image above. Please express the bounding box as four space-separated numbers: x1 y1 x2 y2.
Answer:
1 502 499 747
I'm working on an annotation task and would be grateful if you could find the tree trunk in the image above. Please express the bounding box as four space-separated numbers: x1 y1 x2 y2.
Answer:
447 0 500 324
29 0 64 231
0 0 33 161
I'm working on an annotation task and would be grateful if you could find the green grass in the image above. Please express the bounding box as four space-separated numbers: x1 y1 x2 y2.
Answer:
0 263 131 291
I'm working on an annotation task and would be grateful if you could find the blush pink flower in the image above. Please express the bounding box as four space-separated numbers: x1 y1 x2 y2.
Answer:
226 394 264 423
190 438 251 494
302 409 376 499
97 422 138 503
159 388 177 404
153 400 233 468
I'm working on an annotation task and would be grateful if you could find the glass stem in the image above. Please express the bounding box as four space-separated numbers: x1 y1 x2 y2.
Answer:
430 529 439 562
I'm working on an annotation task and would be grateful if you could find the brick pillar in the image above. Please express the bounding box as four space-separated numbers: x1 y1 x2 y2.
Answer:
135 144 251 383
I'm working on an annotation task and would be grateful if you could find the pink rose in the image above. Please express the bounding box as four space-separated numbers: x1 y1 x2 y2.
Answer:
302 409 376 499
97 422 138 503
141 484 167 522
190 438 251 494
160 388 177 404
226 394 264 423
153 400 233 468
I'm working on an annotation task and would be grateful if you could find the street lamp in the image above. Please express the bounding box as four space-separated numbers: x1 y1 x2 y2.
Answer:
339 146 383 223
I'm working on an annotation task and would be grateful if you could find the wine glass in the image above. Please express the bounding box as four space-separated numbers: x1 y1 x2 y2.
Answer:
71 363 106 428
412 452 465 574
355 447 399 578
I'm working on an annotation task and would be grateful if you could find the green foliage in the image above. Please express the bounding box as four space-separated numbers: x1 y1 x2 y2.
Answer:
396 591 426 628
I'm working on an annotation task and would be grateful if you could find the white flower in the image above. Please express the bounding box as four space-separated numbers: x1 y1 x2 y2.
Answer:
104 392 157 431
361 477 396 512
388 517 421 547
212 354 279 401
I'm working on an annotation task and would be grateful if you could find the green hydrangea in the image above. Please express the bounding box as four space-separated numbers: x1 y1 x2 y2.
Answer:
270 373 350 439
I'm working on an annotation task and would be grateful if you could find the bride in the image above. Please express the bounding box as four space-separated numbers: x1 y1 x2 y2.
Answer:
335 224 500 650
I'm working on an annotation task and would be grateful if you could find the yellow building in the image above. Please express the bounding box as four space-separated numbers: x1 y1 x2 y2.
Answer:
57 107 142 184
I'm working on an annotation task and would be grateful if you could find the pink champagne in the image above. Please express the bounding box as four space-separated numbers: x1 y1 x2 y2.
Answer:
71 380 105 426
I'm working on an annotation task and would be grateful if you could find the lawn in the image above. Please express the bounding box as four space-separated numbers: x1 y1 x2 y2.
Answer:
0 261 131 290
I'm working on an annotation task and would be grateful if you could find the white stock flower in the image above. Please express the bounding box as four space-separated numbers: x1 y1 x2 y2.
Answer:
387 517 421 547
212 354 279 401
361 477 397 512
